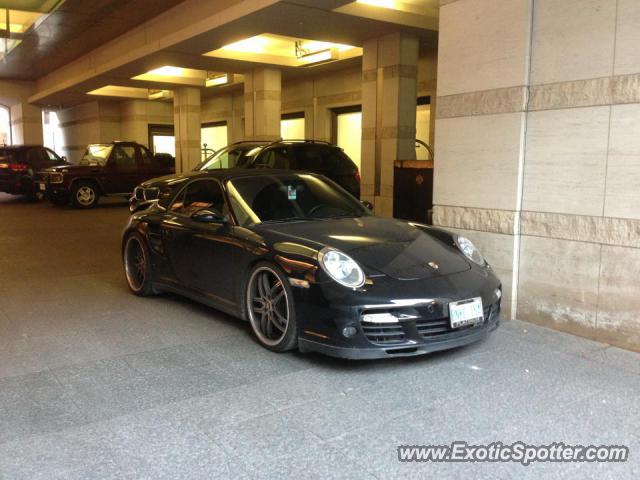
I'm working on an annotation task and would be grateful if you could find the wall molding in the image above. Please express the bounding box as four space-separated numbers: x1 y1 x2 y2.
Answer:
433 205 517 235
281 99 313 111
521 211 640 249
437 73 640 118
316 90 361 107
433 205 640 248
59 115 120 128
436 86 528 118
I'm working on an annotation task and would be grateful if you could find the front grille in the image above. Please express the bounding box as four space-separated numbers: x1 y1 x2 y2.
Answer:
360 303 496 346
361 321 405 345
416 304 491 338
415 318 450 337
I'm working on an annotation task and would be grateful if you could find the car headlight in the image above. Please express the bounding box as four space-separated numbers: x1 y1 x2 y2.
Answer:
318 247 365 288
454 235 487 266
49 172 64 184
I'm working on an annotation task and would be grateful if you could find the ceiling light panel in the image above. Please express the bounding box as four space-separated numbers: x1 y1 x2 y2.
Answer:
132 66 207 86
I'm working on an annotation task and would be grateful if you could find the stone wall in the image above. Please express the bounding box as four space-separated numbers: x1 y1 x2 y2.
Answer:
435 0 640 351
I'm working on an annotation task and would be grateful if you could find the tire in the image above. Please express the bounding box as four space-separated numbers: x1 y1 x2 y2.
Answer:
123 232 156 296
246 262 298 352
71 181 100 208
50 194 69 206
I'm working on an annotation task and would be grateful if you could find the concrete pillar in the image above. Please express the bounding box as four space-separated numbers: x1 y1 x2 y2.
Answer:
174 87 201 173
230 92 245 143
361 32 419 217
120 100 150 146
10 103 43 145
433 0 533 321
244 68 281 141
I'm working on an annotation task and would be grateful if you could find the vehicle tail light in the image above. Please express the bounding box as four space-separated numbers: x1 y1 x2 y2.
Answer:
355 170 361 184
9 163 28 172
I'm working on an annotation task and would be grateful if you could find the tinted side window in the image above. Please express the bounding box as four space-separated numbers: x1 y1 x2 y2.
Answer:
170 180 225 217
322 148 356 173
44 148 61 162
112 146 137 168
254 148 290 169
293 146 325 171
26 148 45 165
0 149 20 163
140 147 153 165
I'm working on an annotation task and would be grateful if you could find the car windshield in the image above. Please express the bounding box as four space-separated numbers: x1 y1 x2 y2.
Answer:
226 173 369 226
198 145 262 171
80 145 113 166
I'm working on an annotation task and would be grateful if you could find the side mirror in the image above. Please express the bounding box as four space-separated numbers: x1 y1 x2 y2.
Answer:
191 208 228 224
61 156 67 162
360 200 374 211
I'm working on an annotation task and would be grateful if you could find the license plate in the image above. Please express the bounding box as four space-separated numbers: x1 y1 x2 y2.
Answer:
449 297 484 329
38 183 46 191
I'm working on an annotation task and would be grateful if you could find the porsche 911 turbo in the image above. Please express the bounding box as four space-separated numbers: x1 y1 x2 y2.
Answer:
122 170 501 359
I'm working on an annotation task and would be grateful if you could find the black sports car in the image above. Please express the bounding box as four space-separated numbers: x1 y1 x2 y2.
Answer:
122 170 501 359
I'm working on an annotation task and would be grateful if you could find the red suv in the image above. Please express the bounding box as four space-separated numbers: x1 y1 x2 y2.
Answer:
0 145 67 199
37 141 175 208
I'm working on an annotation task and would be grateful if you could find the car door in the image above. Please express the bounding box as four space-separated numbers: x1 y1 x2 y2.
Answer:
139 145 174 180
160 179 237 304
137 145 155 184
25 147 47 173
104 144 140 193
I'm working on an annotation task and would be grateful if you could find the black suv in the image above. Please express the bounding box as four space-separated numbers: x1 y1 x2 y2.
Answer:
37 141 175 208
0 145 67 199
131 140 360 211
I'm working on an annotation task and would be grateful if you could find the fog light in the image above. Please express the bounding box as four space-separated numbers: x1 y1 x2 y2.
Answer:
495 288 502 300
342 326 357 338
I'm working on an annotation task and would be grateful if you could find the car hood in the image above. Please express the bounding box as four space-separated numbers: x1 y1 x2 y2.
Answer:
139 171 201 189
40 164 102 174
257 216 471 280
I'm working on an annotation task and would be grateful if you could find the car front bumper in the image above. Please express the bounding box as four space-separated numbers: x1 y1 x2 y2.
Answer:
298 311 500 359
34 175 69 199
291 266 502 359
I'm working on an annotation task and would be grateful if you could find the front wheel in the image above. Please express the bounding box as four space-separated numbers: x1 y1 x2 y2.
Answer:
71 181 99 208
246 263 298 352
123 232 155 296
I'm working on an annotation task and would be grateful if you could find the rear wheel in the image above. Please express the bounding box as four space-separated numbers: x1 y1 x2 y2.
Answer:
123 232 155 296
71 181 99 208
246 263 297 352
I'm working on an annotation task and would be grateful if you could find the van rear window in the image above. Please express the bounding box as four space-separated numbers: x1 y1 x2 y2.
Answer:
0 150 20 163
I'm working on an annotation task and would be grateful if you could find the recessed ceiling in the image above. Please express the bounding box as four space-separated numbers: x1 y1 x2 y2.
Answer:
336 0 439 29
87 85 173 101
204 34 362 68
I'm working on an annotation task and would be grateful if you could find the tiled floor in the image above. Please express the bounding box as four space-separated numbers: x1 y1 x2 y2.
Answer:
1 193 639 479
